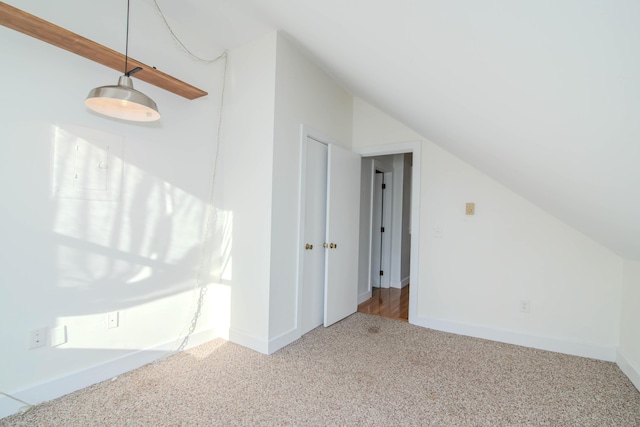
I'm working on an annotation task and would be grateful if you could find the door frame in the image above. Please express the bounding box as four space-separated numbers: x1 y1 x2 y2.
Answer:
356 141 421 324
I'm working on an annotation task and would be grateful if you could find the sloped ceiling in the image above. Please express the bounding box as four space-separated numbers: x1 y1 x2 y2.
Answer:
163 0 640 260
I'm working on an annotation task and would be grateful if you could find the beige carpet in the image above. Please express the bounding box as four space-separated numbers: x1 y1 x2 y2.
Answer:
2 313 639 426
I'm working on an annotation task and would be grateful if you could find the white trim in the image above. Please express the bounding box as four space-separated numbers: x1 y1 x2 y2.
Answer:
366 160 375 294
358 289 372 305
268 328 300 354
228 327 269 354
0 329 217 419
413 314 616 362
295 125 309 339
355 141 421 326
391 276 410 289
616 349 640 392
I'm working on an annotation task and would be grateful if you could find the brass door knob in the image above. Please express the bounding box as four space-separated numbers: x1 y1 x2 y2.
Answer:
330 243 337 249
305 243 313 250
323 243 328 248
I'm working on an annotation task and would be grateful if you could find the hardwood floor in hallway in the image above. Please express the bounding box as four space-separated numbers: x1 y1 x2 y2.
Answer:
357 286 409 322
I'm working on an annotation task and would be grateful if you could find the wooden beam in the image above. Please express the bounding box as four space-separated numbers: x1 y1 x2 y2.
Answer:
0 2 208 100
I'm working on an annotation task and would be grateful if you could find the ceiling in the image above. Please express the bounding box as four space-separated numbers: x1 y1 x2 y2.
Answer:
161 0 640 260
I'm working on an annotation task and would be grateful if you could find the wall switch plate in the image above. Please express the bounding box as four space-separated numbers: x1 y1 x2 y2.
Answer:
466 202 475 215
519 299 530 313
107 311 119 329
51 325 67 347
29 327 47 349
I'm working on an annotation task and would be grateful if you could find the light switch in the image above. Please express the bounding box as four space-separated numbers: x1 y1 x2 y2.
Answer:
466 203 475 215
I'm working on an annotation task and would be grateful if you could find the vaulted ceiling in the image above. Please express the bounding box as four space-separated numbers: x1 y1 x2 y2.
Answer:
162 0 640 260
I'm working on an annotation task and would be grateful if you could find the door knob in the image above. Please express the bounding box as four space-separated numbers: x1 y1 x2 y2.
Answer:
305 243 313 250
323 243 328 248
330 243 337 249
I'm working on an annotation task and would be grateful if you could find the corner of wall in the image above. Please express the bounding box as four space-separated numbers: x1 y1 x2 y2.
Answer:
617 348 640 392
618 259 640 390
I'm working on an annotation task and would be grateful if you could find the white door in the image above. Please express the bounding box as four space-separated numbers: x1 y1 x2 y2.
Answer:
301 138 328 334
371 171 383 287
324 144 361 327
370 170 393 289
380 172 393 288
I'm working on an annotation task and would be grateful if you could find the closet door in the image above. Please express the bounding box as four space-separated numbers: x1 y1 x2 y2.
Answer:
300 138 328 334
323 144 361 327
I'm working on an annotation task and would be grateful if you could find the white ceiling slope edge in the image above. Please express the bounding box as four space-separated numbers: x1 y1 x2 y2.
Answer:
164 0 640 260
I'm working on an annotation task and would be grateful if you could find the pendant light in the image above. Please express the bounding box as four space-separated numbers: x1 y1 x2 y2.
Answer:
85 0 160 121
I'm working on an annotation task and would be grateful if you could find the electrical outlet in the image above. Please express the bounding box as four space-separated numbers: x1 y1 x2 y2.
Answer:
519 299 530 313
107 311 119 329
29 327 47 349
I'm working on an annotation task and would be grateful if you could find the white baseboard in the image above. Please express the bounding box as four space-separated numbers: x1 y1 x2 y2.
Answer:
391 276 410 289
358 290 372 304
268 328 300 354
0 329 217 420
412 315 616 362
228 327 269 354
228 327 301 355
616 349 640 392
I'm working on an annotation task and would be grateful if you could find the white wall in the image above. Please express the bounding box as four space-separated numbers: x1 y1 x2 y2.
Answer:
353 97 624 361
0 0 225 417
269 34 353 350
220 33 278 352
618 260 640 390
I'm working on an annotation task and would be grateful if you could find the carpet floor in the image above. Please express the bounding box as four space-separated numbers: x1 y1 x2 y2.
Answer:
2 313 639 426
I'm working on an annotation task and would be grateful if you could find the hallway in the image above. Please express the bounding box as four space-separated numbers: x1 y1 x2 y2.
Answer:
357 287 409 322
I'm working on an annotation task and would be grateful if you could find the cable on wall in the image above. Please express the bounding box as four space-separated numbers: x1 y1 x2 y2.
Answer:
147 0 229 356
0 391 34 414
166 50 228 358
152 0 226 63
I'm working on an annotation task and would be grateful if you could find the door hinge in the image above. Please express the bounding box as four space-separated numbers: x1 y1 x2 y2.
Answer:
381 226 385 232
382 183 386 189
380 270 384 276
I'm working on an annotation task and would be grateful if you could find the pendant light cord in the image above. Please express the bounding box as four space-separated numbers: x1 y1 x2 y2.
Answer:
152 0 226 63
160 51 228 359
124 0 130 75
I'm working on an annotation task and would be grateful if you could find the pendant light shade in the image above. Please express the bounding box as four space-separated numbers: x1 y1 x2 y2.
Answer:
84 0 160 122
85 75 160 121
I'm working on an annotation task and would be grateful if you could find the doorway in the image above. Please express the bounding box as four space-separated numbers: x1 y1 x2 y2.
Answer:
357 286 409 321
358 153 411 320
356 142 421 324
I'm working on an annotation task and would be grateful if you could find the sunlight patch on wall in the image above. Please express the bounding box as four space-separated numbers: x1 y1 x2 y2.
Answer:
51 125 209 290
52 284 220 351
52 125 123 201
47 123 233 355
218 209 233 282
